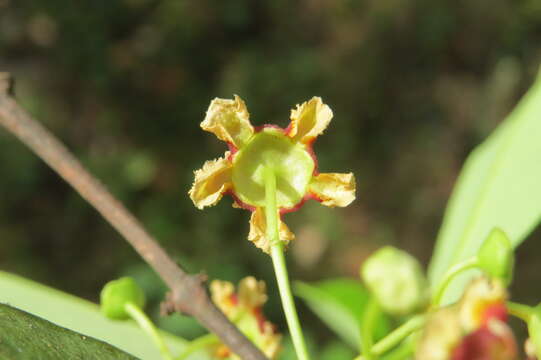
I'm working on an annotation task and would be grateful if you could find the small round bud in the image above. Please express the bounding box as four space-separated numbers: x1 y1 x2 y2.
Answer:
361 246 428 316
528 304 541 360
477 228 514 284
100 277 146 320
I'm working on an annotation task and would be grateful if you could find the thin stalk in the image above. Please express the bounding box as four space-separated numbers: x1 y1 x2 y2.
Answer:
507 301 533 323
124 302 174 360
370 315 425 356
176 333 220 360
264 166 310 360
360 297 379 359
381 339 416 360
431 257 479 306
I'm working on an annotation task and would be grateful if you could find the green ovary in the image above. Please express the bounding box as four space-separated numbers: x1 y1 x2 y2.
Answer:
232 128 315 209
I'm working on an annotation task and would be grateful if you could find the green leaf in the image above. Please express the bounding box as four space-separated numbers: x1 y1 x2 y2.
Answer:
0 303 136 359
294 278 389 350
0 271 209 360
428 70 541 304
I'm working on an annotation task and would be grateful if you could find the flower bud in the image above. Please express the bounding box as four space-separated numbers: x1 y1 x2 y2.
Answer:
477 228 514 284
361 246 428 316
528 304 541 360
100 277 146 320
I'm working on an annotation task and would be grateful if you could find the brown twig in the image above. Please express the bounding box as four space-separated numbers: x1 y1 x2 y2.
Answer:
0 73 268 360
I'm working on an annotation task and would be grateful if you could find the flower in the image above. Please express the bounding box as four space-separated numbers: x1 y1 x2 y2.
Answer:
210 277 281 359
415 277 517 360
189 96 356 252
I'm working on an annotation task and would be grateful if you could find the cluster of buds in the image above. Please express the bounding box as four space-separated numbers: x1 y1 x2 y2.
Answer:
359 229 538 360
210 276 281 359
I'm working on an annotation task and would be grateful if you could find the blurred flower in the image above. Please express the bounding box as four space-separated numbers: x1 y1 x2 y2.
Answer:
210 276 281 359
189 96 356 252
361 246 428 316
416 277 517 360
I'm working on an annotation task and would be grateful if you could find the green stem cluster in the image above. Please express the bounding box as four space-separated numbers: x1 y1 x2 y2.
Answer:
355 234 532 359
355 255 481 359
264 166 310 360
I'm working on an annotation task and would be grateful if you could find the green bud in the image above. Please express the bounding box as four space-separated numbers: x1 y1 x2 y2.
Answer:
361 246 428 316
477 228 514 284
100 277 146 320
528 304 541 360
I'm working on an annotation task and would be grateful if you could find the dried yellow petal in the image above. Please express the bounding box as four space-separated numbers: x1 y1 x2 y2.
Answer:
309 172 356 207
288 97 333 144
189 154 232 209
201 95 254 149
248 207 294 253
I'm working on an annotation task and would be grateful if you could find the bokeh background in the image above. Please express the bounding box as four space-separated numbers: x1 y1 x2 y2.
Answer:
1 0 541 357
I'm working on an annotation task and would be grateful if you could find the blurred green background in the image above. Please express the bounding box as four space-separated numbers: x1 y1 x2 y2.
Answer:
1 0 541 356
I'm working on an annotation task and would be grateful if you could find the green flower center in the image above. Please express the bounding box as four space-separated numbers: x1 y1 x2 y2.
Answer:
232 128 315 209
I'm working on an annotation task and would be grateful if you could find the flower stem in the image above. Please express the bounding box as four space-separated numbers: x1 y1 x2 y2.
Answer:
176 333 220 360
360 297 379 359
507 301 533 322
431 257 479 306
124 302 174 360
370 315 425 356
264 165 310 360
380 338 416 360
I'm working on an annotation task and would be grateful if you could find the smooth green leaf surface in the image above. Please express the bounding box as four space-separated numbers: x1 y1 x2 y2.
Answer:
0 304 136 359
428 70 541 304
294 278 389 350
0 271 209 360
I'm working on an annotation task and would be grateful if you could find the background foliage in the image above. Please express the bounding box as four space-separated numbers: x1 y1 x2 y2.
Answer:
1 0 541 355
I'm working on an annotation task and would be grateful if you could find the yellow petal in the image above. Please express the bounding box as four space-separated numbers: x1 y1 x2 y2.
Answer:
248 207 294 253
238 276 268 309
189 154 232 209
288 97 333 143
309 172 356 207
201 95 254 149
